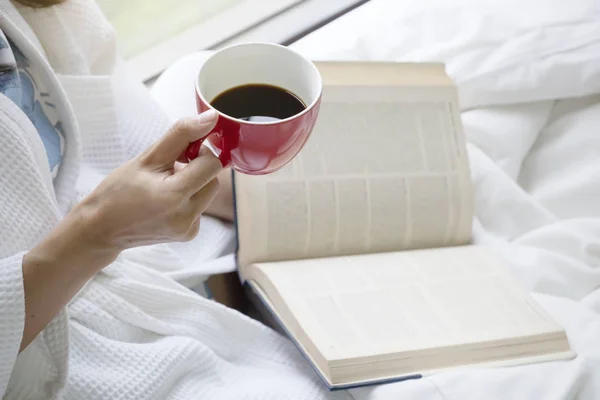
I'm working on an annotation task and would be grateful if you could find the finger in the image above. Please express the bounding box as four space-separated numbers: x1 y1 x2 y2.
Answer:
174 179 219 241
174 146 222 194
176 151 189 164
182 218 201 242
189 177 221 217
173 161 186 174
142 110 218 168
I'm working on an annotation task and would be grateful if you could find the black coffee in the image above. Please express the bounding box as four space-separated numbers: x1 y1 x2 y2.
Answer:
211 84 306 122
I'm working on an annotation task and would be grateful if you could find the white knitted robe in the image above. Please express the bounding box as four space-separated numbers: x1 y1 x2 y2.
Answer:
0 1 348 399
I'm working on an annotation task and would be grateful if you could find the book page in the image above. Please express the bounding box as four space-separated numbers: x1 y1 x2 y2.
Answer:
235 62 473 268
249 246 564 362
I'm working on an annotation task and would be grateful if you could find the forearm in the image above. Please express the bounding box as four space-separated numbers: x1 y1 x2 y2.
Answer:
20 204 119 350
19 112 223 350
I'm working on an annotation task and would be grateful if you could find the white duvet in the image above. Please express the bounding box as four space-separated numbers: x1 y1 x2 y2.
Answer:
153 0 600 398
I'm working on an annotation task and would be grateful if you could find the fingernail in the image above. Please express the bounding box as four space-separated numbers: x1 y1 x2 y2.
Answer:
196 109 218 124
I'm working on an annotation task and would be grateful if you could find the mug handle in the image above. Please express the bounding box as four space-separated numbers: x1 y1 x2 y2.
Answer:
184 138 205 162
185 136 230 167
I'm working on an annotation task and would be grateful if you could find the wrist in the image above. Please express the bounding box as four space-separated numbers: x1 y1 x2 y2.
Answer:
69 200 121 265
21 201 121 351
30 203 121 277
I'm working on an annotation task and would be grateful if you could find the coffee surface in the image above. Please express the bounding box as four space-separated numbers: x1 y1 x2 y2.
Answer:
211 84 306 122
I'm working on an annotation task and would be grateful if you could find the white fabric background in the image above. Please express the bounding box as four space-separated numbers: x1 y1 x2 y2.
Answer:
154 0 600 398
295 1 600 398
0 0 598 398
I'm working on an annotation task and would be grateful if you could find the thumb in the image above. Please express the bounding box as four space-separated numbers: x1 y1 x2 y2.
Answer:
142 110 218 168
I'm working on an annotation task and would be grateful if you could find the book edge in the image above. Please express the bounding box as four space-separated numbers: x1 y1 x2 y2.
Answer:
245 279 577 389
245 280 424 390
314 61 451 87
233 170 244 281
239 259 576 389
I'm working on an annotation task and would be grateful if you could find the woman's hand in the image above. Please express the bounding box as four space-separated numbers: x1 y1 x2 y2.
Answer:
80 109 222 250
21 110 222 350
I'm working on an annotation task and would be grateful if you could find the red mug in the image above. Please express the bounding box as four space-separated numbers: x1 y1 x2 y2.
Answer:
186 43 323 175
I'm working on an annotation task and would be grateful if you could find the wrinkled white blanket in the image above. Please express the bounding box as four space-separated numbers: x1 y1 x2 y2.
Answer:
2 0 597 397
153 0 600 398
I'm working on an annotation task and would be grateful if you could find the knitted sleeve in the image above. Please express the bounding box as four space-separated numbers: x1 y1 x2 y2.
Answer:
0 92 71 397
0 253 26 397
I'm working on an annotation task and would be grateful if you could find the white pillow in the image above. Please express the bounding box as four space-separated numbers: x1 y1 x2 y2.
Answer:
292 0 600 109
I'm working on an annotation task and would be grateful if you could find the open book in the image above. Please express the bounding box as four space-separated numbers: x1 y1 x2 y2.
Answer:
232 62 574 390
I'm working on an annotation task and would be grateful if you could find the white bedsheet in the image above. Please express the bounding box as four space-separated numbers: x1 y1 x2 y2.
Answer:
152 0 600 398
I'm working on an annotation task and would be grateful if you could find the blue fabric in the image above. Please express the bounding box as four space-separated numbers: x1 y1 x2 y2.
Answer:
0 30 64 181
